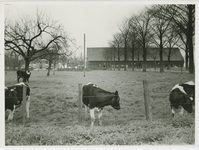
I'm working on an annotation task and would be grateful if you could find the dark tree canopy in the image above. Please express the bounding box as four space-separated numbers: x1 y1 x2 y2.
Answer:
108 4 195 74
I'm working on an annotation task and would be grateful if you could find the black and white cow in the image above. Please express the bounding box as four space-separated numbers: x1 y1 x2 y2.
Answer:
5 82 30 121
169 81 195 116
17 70 31 83
82 82 120 126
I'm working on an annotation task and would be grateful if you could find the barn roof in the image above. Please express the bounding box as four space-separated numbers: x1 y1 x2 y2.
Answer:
87 47 108 61
87 47 184 62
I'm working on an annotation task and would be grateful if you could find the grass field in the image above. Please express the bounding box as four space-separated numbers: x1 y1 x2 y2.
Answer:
4 70 195 146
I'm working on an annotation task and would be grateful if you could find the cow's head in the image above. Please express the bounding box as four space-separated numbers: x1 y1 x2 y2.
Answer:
183 94 195 113
111 91 120 110
26 70 31 75
190 94 195 112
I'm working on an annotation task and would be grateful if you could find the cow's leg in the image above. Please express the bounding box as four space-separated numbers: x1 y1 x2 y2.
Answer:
7 110 13 121
12 106 16 120
26 96 30 118
98 109 103 126
84 105 89 118
89 109 95 126
86 105 90 112
8 106 15 121
84 105 87 117
179 106 184 115
171 105 176 117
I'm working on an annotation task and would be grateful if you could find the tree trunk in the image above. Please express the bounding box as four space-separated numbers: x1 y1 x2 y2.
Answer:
24 58 30 70
187 5 194 74
23 58 30 82
53 63 56 75
142 45 147 72
159 37 164 73
132 55 134 71
113 49 116 70
143 57 146 72
124 43 127 71
131 39 135 71
168 56 171 70
137 50 140 69
185 42 189 70
47 60 52 76
118 47 121 71
167 47 172 70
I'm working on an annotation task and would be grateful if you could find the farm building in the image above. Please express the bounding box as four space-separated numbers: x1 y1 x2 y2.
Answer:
87 47 184 70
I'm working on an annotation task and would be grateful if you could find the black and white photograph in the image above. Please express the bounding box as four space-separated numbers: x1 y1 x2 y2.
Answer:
1 0 197 147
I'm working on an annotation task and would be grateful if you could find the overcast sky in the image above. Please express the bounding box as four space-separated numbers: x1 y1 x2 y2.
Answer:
4 1 148 56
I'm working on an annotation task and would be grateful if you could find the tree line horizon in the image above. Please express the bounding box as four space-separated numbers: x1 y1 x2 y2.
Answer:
5 4 195 75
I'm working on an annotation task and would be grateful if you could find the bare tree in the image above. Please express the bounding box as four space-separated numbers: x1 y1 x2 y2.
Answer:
129 15 144 71
43 44 62 76
175 27 189 70
110 32 123 70
164 24 180 69
160 4 195 73
132 9 152 72
5 10 71 70
119 18 131 71
149 5 171 73
128 23 138 71
130 34 136 71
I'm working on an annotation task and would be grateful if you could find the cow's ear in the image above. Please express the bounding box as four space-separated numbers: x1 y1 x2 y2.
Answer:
115 91 118 95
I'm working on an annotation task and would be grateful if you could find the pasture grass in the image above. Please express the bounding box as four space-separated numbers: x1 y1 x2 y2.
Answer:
5 70 195 146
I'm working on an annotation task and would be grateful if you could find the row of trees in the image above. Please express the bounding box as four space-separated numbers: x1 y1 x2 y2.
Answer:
5 10 76 76
108 4 195 73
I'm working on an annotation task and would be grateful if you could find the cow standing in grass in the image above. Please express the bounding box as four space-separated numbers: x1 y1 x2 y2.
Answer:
82 82 120 126
17 70 31 83
5 82 30 121
169 81 195 116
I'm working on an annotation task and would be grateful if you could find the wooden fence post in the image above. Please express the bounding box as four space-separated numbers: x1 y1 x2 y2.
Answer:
78 83 82 123
143 80 152 121
22 86 26 126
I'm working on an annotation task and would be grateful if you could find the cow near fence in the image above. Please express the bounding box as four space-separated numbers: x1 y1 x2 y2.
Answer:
82 82 120 126
5 82 30 122
169 81 195 116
